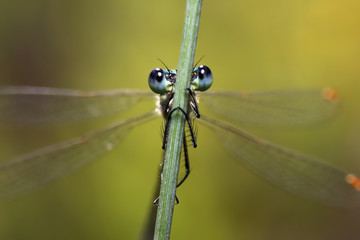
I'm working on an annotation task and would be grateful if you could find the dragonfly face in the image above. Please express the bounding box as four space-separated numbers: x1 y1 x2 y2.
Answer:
148 65 213 95
0 66 359 208
148 65 212 119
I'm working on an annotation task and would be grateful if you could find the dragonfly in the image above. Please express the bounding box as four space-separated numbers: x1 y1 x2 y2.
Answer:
0 64 359 208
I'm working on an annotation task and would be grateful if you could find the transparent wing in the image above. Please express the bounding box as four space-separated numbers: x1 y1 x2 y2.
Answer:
199 88 340 126
0 86 156 124
199 115 360 207
0 111 157 199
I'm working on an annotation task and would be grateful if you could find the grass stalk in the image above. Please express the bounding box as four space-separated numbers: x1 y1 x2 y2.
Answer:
153 0 203 239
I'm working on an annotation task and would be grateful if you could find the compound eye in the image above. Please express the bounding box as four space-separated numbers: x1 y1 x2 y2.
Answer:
148 68 173 94
192 65 213 92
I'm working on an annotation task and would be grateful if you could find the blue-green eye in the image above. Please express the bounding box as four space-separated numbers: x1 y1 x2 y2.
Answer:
148 68 173 94
191 65 213 92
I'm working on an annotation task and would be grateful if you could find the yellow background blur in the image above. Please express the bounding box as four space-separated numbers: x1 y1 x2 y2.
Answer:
1 0 360 239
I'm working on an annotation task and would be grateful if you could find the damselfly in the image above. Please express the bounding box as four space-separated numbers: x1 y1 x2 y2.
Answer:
0 65 359 207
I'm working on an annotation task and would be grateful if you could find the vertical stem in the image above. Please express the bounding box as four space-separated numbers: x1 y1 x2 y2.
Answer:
153 0 202 239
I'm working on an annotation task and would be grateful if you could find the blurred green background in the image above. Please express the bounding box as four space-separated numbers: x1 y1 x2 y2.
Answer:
1 0 360 239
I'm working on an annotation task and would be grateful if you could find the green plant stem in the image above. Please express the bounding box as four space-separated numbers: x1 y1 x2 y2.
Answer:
153 0 202 239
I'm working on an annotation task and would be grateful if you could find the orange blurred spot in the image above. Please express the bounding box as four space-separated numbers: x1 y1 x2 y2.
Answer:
85 92 95 97
345 174 360 191
240 92 250 99
80 136 88 143
322 88 340 102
